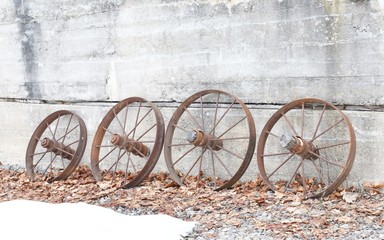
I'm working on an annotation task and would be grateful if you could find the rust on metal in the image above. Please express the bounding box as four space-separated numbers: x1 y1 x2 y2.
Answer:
281 136 319 160
164 89 256 191
257 98 356 198
110 134 150 157
186 129 223 151
25 110 87 182
90 97 165 189
41 137 75 159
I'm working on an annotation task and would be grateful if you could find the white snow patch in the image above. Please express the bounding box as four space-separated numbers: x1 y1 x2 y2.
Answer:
0 199 195 240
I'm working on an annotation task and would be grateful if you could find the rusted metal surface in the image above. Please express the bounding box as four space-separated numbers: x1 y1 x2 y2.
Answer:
90 97 164 189
187 129 223 151
164 89 256 191
25 110 87 182
257 98 356 198
110 134 150 157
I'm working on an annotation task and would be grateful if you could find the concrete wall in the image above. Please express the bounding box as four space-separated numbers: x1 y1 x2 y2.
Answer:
1 0 383 185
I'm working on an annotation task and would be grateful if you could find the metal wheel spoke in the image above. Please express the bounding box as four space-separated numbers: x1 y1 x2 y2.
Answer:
312 104 327 139
32 151 49 170
132 146 149 158
61 114 73 144
200 95 205 131
113 108 126 135
53 115 61 139
183 106 203 130
168 142 195 147
95 146 118 165
217 145 243 160
123 153 131 184
173 123 189 133
127 153 138 173
197 149 204 183
60 155 65 169
316 141 350 150
30 150 49 157
171 146 198 167
266 153 295 179
46 122 56 139
103 127 116 136
310 118 344 143
308 150 345 169
64 139 80 148
96 144 116 148
112 149 124 182
56 124 79 142
301 157 307 197
209 99 236 135
261 152 292 157
310 160 325 185
102 149 126 179
182 148 207 183
55 147 75 158
127 108 153 138
285 161 302 192
282 113 299 137
131 101 142 139
210 150 217 188
301 102 304 138
42 154 59 175
136 123 156 141
212 93 220 136
267 131 280 139
217 116 247 139
123 102 130 135
211 148 233 178
213 136 249 141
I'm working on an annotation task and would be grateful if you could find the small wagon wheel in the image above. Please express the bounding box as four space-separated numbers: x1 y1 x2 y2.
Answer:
91 97 164 188
164 89 256 190
257 98 356 198
26 110 87 182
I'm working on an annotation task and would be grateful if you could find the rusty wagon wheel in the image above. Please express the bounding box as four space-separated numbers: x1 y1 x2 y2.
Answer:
26 110 87 182
91 97 164 189
257 98 356 198
164 89 256 190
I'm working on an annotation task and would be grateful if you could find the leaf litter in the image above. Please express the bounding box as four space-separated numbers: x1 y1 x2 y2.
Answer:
0 165 383 239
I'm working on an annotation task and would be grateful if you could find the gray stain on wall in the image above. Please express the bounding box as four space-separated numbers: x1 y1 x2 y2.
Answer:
13 0 42 99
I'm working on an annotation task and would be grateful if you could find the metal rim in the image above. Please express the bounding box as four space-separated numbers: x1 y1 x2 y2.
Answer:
90 97 164 188
25 110 87 182
257 98 356 198
164 89 256 190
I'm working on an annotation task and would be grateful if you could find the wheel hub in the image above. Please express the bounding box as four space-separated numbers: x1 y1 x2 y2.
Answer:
280 135 319 160
186 129 223 151
41 137 75 159
111 134 150 157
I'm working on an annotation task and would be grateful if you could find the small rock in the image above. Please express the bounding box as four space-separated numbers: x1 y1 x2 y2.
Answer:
342 192 359 203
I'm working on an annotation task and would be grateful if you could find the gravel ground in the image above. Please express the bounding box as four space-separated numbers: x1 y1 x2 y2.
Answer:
1 164 383 239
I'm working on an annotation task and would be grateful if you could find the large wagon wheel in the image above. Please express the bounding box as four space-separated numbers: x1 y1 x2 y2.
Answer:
91 97 164 188
164 89 256 190
257 98 356 198
26 110 87 182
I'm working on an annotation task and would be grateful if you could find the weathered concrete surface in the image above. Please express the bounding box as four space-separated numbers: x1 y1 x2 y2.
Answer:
0 0 384 184
1 101 383 185
1 0 384 103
